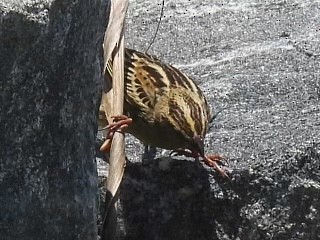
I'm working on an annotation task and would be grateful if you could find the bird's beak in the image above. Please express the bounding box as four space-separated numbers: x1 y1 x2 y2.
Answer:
193 135 205 157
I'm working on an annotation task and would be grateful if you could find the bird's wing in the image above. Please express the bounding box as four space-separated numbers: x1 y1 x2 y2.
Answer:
123 48 209 110
123 49 169 112
105 48 211 137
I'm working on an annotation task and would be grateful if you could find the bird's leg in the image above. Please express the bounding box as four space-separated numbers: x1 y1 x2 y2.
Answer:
171 149 229 178
142 145 157 162
100 115 132 153
203 154 229 178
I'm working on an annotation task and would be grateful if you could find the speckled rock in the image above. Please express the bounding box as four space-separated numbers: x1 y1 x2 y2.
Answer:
0 0 109 239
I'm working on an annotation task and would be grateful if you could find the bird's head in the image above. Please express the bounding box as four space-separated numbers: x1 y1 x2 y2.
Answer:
165 90 210 158
188 135 205 158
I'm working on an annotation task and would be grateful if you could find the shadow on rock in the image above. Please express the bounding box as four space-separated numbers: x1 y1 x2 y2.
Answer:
119 157 242 240
117 144 320 240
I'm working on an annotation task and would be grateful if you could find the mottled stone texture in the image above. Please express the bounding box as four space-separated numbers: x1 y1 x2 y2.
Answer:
0 0 109 239
116 146 320 240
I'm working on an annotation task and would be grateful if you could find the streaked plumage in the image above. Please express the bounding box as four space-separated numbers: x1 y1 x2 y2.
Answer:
100 48 226 177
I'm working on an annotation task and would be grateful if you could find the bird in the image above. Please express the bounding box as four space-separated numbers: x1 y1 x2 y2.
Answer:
99 48 227 177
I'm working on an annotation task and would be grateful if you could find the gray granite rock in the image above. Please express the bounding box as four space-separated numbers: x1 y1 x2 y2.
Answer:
98 0 320 239
0 0 109 239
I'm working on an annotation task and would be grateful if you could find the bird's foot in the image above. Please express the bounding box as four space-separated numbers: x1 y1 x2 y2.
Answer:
100 115 132 153
170 150 229 178
203 154 229 178
106 115 133 132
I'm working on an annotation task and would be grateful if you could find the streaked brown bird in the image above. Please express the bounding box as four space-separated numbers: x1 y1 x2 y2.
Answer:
100 48 227 177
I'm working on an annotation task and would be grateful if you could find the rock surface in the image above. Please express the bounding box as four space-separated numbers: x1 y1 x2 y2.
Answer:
0 0 109 239
98 0 320 239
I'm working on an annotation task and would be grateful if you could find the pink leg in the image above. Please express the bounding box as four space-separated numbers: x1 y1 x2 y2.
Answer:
106 115 133 132
171 150 229 178
203 154 229 178
100 115 132 153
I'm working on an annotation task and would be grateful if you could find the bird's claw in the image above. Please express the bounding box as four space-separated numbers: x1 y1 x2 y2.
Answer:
100 115 132 153
107 115 132 132
170 150 229 178
203 154 229 178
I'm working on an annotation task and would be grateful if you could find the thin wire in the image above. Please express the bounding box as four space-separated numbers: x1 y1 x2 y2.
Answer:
145 0 165 54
